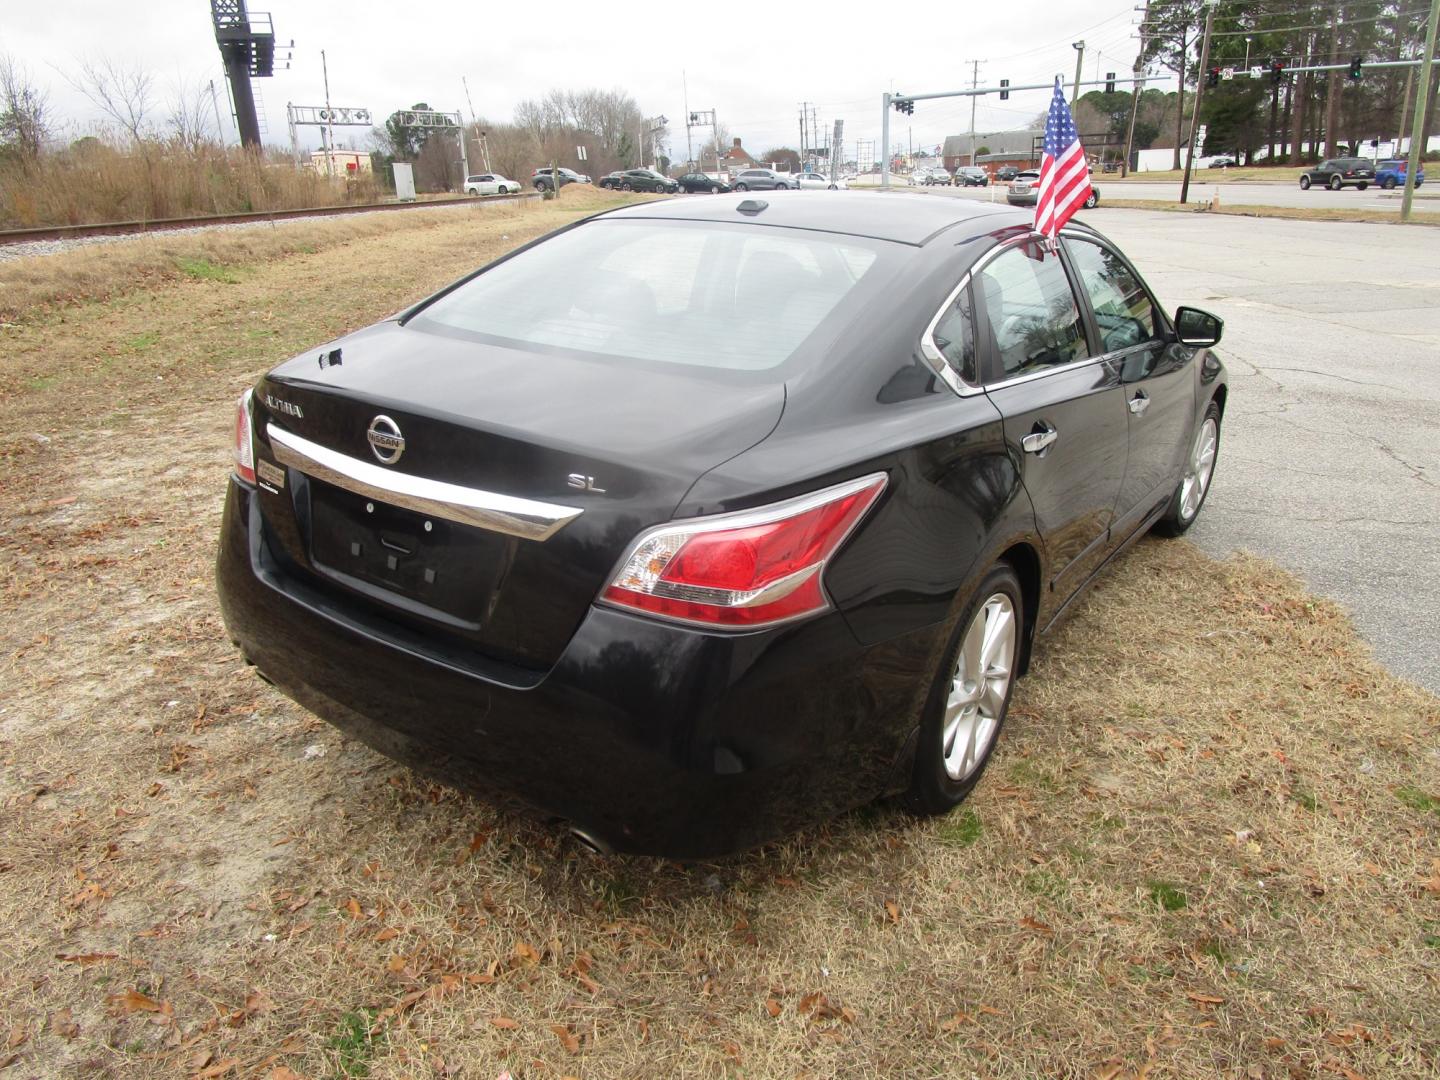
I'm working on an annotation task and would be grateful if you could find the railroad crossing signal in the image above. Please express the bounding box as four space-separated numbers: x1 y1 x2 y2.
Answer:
1104 72 1116 93
999 78 1010 100
1206 67 1221 88
1271 59 1286 83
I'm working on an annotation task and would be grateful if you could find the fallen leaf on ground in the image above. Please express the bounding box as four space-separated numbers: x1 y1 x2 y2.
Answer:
549 1024 580 1054
1186 992 1225 1006
884 899 900 923
6 1025 26 1050
193 1058 240 1078
765 999 782 1018
1020 916 1054 935
108 989 167 1014
47 1010 79 1039
56 952 118 966
490 1016 520 1030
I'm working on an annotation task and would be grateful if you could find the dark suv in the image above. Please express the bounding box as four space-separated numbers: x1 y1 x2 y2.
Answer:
532 167 587 192
620 169 679 194
677 172 730 193
1299 158 1375 191
732 168 794 191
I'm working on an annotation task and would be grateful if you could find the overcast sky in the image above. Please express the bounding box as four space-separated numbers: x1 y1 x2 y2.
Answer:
7 0 1146 159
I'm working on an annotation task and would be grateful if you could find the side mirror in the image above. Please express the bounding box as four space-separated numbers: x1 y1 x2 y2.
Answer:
1174 306 1223 348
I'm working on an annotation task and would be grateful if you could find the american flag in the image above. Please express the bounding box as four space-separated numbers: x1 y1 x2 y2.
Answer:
1034 77 1093 239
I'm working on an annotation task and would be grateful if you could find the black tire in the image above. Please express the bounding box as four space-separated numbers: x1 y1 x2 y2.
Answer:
1383 177 1397 190
621 182 632 191
1358 182 1368 190
1154 399 1222 538
734 182 748 192
904 562 1024 817
1329 174 1343 190
1299 175 1311 190
1083 190 1098 209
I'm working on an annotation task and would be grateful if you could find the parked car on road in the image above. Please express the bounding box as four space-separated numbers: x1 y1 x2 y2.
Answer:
796 172 847 190
920 169 952 186
676 172 731 193
597 171 628 190
1298 158 1375 190
619 169 679 194
464 174 520 196
956 167 989 187
996 166 1020 181
1006 170 1100 209
219 191 1228 857
532 167 587 191
732 168 794 191
1374 159 1424 190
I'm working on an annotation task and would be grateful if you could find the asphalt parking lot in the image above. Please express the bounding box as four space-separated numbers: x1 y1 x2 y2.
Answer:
1092 209 1440 692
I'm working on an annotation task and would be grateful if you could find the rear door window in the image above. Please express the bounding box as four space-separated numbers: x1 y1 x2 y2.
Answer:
975 242 1090 379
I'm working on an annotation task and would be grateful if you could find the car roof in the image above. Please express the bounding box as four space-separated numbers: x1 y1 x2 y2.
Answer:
599 190 1027 246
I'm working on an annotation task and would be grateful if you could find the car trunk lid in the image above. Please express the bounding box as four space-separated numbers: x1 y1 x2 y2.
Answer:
251 320 784 672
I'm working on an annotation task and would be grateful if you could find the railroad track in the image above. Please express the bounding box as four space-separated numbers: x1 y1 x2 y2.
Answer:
0 191 543 246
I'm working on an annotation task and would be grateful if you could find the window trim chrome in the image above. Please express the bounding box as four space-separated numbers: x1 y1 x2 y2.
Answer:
266 423 583 542
924 230 1122 398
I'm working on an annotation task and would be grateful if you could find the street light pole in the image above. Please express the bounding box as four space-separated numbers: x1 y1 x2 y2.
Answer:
1072 41 1086 103
1402 0 1440 222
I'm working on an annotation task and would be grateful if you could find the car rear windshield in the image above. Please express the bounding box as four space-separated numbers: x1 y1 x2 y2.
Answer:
410 220 890 372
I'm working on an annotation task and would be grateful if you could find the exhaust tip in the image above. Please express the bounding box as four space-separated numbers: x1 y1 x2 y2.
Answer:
568 826 613 856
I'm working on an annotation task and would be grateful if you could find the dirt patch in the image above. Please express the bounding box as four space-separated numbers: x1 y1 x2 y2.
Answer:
1 206 1437 1079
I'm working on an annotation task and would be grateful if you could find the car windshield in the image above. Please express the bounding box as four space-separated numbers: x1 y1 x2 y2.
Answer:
411 220 891 373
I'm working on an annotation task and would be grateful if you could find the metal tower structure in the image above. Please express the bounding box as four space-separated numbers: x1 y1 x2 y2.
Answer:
211 0 281 148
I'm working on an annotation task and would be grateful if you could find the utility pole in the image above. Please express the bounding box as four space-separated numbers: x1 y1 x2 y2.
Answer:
968 59 981 166
683 70 693 167
321 49 335 179
1180 0 1218 204
1123 10 1149 178
881 93 891 189
1402 0 1440 221
799 103 807 161
209 79 227 147
1072 40 1086 103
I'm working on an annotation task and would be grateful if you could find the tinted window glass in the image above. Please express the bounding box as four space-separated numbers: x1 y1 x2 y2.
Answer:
414 221 883 372
1066 238 1157 353
976 242 1088 378
932 285 977 383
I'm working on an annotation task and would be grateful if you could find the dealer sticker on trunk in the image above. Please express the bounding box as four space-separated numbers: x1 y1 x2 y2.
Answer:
257 459 286 492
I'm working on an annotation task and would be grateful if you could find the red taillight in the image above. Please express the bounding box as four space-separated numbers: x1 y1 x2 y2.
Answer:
602 473 888 629
233 389 256 485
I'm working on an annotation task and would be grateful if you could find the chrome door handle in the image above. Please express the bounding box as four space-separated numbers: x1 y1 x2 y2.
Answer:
1021 425 1058 455
1128 391 1151 415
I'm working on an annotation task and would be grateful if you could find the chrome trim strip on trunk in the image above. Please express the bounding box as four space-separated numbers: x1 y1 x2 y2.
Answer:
266 423 583 541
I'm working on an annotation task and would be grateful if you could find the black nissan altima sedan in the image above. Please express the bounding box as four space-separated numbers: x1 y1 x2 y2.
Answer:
217 192 1227 857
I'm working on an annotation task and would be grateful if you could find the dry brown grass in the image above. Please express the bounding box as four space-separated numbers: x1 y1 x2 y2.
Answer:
1 199 1437 1080
0 185 626 323
0 140 384 230
1100 198 1440 227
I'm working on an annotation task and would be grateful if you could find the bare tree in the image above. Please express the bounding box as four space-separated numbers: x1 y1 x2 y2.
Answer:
67 56 155 144
167 76 214 152
0 53 50 159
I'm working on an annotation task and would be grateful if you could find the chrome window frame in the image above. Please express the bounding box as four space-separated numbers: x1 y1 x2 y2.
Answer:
921 230 1103 398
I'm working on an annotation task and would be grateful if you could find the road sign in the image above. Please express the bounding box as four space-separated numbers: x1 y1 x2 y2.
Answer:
576 145 588 161
1221 67 1235 80
1250 65 1264 79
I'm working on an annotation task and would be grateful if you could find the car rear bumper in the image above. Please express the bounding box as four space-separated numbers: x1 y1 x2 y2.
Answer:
1006 192 1037 206
216 479 935 857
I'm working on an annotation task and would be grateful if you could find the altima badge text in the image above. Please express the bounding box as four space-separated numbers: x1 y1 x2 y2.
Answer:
265 394 304 419
367 415 405 465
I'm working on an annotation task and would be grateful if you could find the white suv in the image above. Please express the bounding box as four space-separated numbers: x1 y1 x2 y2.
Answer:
465 174 520 196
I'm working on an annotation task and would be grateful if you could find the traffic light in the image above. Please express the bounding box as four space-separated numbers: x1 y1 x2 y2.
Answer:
1105 71 1116 94
893 96 914 115
1349 55 1363 80
1206 66 1220 88
999 78 1010 101
1270 59 1286 85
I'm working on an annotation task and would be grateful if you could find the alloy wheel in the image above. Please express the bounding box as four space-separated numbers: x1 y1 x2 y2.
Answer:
942 593 1016 782
1178 417 1218 522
